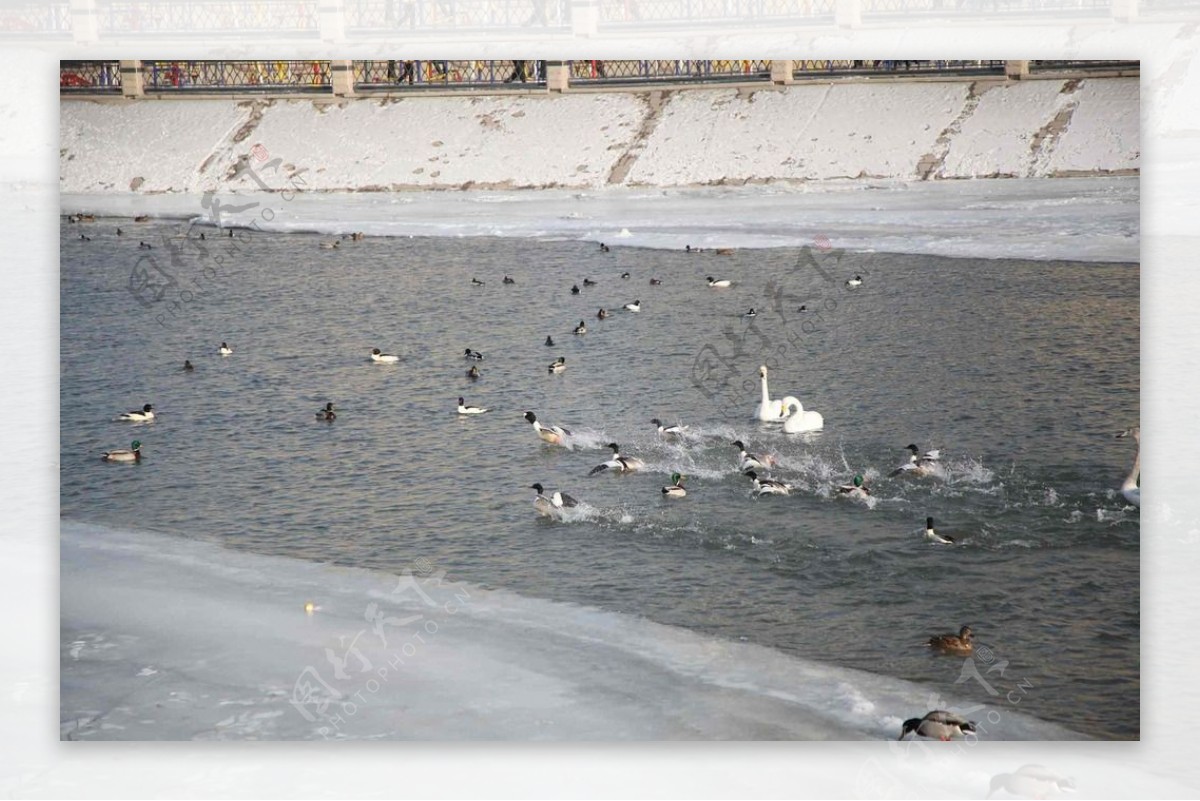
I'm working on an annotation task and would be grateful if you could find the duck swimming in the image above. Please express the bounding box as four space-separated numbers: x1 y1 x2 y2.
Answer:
597 308 608 320
471 278 485 286
319 240 339 250
573 321 587 335
547 356 567 373
218 342 233 356
600 243 610 253
732 440 774 473
623 300 641 312
523 411 571 446
649 278 661 285
926 625 973 655
102 440 142 462
370 347 400 363
744 470 792 496
837 474 870 499
183 360 194 372
899 711 976 741
845 275 863 288
706 276 732 288
621 272 630 280
583 278 597 287
545 336 555 347
662 473 687 498
466 365 481 380
651 418 687 437
923 517 955 545
588 443 645 475
503 276 515 284
745 308 756 317
1116 427 1140 507
889 444 940 477
316 402 336 421
118 403 155 422
529 483 580 518
457 396 488 415
571 284 581 295
464 348 484 361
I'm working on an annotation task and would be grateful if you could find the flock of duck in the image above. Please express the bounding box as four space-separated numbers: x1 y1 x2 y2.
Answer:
93 233 1141 742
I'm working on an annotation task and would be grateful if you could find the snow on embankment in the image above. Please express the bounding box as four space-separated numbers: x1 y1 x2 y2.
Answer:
60 78 1137 195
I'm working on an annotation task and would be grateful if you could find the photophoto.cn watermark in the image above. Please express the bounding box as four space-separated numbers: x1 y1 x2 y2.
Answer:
126 144 307 328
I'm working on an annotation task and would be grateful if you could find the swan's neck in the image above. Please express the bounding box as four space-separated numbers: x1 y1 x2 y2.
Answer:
1122 442 1140 492
760 373 770 405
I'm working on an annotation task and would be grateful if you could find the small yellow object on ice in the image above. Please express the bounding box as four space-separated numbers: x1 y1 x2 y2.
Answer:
304 601 316 615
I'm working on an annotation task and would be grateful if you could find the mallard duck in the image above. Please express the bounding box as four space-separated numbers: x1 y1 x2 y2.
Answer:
899 711 976 741
547 356 566 374
102 440 142 462
926 625 973 655
837 474 870 499
464 348 484 361
662 473 687 497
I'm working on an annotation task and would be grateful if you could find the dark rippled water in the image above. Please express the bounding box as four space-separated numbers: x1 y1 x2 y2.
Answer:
60 221 1139 739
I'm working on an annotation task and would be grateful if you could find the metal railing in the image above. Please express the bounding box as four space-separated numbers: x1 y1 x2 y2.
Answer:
597 0 832 23
345 0 570 31
60 60 123 91
353 59 547 88
792 59 1007 76
142 60 331 91
96 0 319 36
1030 59 1140 72
570 59 772 83
0 2 71 37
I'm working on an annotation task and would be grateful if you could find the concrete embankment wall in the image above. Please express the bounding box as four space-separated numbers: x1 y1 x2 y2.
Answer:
60 77 1138 194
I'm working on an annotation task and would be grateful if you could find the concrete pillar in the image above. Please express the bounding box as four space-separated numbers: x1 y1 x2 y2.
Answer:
835 0 861 28
1112 0 1137 21
1005 60 1030 80
70 0 98 43
331 60 355 96
320 0 346 41
770 60 795 85
119 60 144 98
545 61 570 93
572 0 599 35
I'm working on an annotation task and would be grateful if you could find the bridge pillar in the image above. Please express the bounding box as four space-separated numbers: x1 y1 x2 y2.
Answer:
331 60 355 96
119 60 144 98
771 60 795 85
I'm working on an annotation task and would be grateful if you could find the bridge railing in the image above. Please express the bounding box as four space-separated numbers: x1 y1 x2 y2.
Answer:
569 59 772 83
141 60 331 91
60 60 123 91
353 60 548 88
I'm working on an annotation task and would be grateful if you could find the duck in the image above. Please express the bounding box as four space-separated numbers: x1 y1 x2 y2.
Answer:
986 765 1075 799
623 300 641 312
319 240 339 250
370 347 400 363
597 308 609 320
79 234 91 241
583 278 597 287
600 243 610 252
744 308 756 317
218 342 233 356
588 443 645 475
573 321 587 335
547 356 567 374
782 397 824 433
464 348 484 361
732 440 774 473
889 443 940 477
621 272 630 280
138 241 153 249
351 231 365 241
1116 427 1140 507
118 403 155 422
102 440 142 462
797 305 807 312
457 397 488 415
662 473 687 498
744 470 792 496
502 275 515 284
923 517 956 545
706 276 732 288
845 275 863 288
899 711 976 741
133 214 149 223
466 365 481 380
715 247 734 255
926 625 973 655
837 474 870 499
471 277 485 286
756 366 801 423
183 360 194 372
523 411 571 446
649 278 662 285
571 284 581 295
545 336 555 347
316 402 336 421
651 418 687 437
530 483 579 518
116 227 123 236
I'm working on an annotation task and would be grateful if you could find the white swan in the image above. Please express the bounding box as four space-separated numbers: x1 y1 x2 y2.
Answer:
782 397 824 433
1116 427 1140 507
756 365 799 423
